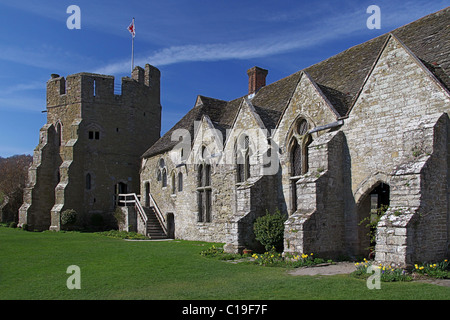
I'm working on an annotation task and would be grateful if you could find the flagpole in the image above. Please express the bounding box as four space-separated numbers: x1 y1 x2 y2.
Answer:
131 17 135 73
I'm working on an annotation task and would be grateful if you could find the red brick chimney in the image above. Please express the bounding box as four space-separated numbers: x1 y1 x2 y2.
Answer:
247 66 268 95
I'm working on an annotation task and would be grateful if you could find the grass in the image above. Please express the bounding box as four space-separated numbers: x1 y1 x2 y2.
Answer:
0 227 449 300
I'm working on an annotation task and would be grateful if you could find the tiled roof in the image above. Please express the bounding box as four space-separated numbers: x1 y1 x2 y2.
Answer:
142 7 449 158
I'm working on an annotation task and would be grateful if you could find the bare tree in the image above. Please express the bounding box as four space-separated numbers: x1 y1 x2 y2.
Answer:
0 155 32 223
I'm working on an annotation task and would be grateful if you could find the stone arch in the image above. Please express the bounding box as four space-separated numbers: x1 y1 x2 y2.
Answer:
354 172 390 205
354 174 391 258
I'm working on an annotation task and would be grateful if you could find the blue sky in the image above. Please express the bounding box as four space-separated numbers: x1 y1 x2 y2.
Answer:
0 0 448 157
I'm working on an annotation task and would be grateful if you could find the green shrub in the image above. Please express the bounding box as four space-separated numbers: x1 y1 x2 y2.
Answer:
253 209 286 252
61 209 77 226
9 222 17 228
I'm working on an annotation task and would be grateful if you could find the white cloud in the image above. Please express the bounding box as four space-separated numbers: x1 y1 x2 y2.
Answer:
95 17 360 75
94 0 448 76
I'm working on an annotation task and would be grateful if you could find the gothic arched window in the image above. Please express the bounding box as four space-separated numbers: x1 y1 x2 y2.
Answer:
197 147 212 222
171 172 176 194
178 172 183 192
236 134 251 183
162 168 167 188
289 118 312 212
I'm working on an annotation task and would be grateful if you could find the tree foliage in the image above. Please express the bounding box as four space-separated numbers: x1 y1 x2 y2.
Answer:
0 155 32 222
0 155 32 199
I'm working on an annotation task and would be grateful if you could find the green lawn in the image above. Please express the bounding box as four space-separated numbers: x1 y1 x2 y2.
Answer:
0 227 449 300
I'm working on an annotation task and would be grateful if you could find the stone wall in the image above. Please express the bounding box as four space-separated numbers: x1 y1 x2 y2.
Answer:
343 36 450 265
284 131 346 258
139 34 449 266
20 64 161 231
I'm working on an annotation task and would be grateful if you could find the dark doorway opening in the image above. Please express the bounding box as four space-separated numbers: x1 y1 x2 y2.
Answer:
166 213 175 239
357 182 390 258
145 182 150 207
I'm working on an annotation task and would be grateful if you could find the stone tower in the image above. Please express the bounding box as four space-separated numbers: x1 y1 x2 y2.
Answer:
19 64 161 231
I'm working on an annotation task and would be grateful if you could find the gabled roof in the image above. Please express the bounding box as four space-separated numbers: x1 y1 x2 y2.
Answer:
143 7 449 158
305 7 449 117
392 7 450 91
142 72 302 158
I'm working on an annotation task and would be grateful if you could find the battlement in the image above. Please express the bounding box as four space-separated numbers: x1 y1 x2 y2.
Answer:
46 64 160 108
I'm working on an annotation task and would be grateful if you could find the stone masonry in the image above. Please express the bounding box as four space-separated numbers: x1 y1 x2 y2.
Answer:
140 8 449 267
19 64 161 231
19 9 450 268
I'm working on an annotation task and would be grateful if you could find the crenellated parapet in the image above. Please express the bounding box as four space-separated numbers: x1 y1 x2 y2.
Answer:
46 64 160 108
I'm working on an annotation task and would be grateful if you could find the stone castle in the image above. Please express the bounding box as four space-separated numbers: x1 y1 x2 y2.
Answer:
19 65 161 231
19 8 449 267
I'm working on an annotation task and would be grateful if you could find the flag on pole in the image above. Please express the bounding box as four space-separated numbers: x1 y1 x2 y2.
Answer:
127 18 135 37
128 18 135 73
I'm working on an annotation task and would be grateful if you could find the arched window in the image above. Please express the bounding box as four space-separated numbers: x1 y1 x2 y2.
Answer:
289 119 311 176
157 170 161 182
236 134 251 183
157 158 167 188
162 168 167 188
197 147 212 222
289 118 312 212
86 173 91 190
178 172 183 192
171 172 176 194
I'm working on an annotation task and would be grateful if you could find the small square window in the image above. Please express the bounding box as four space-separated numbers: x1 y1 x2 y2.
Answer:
88 131 94 139
95 131 100 140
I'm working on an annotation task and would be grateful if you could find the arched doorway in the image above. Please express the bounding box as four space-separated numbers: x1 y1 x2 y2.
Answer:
357 182 390 258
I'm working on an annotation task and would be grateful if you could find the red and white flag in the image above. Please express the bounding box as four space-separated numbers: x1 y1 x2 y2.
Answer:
127 18 135 37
